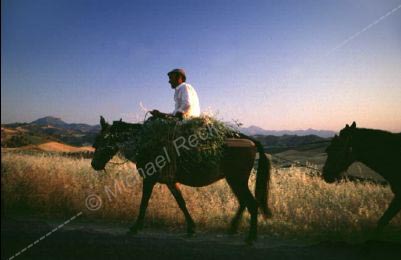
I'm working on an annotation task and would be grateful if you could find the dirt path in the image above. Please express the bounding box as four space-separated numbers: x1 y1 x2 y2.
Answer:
2 216 400 260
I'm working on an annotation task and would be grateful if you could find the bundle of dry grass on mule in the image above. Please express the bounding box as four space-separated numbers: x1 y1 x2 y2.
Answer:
91 115 272 243
323 122 401 230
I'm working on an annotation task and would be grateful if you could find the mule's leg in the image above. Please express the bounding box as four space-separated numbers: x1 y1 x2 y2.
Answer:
242 188 259 243
377 193 401 230
167 183 196 235
129 179 156 234
226 178 258 243
228 204 246 234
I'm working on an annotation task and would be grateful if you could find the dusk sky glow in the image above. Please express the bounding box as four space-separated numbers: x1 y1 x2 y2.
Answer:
2 0 401 131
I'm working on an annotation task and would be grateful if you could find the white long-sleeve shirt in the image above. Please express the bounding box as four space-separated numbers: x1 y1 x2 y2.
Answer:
173 82 200 118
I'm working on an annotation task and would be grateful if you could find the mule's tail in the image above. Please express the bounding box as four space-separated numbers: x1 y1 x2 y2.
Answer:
239 134 272 218
254 140 272 218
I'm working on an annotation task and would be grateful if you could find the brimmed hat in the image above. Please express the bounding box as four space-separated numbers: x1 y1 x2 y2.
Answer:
167 68 186 78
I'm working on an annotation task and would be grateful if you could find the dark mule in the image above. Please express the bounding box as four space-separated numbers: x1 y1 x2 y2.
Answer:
91 117 272 242
323 122 401 229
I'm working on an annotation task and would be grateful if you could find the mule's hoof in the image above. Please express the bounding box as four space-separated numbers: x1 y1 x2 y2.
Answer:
186 228 196 237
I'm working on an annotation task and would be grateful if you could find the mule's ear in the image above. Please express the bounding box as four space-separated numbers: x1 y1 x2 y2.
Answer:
351 122 356 128
100 116 108 129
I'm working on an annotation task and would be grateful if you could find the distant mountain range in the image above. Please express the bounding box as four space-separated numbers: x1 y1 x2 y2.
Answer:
30 116 101 133
1 116 100 148
31 116 68 127
240 125 336 138
1 116 335 148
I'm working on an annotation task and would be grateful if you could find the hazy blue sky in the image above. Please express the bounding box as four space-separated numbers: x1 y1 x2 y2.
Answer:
2 0 401 131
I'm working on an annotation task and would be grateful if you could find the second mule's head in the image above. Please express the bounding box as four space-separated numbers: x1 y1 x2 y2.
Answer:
322 122 356 183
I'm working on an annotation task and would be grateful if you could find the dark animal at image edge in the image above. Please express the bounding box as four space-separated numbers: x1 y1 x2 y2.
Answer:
323 122 401 229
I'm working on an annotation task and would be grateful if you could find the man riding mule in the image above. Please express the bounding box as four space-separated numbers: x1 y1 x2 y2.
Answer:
151 68 200 120
91 116 272 243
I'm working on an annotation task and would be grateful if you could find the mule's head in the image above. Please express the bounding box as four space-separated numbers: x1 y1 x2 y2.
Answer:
91 116 119 170
322 122 356 183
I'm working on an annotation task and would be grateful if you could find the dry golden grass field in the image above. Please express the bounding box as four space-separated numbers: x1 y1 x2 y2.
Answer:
2 141 94 153
1 151 400 243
